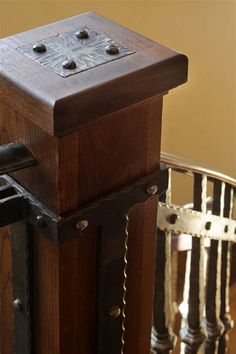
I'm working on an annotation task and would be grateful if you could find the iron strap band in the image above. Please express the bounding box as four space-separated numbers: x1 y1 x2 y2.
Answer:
157 202 236 242
0 166 168 354
1 167 168 244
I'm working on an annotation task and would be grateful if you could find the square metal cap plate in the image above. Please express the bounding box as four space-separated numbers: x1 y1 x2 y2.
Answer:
17 27 135 78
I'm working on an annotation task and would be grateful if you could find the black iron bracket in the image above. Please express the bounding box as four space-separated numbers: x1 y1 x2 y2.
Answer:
0 166 168 354
1 166 168 244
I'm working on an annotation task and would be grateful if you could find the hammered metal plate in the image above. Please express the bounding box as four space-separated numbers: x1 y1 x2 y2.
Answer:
17 27 135 77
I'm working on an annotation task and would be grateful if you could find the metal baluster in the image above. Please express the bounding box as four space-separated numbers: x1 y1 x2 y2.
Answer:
152 168 177 353
179 249 191 354
180 173 207 353
205 180 225 353
218 185 234 354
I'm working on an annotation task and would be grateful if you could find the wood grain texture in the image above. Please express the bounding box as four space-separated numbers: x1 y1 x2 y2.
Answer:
0 12 188 136
59 229 97 354
0 102 15 354
32 228 97 354
0 96 163 353
11 114 60 212
0 11 189 354
33 227 60 354
125 199 158 353
59 97 163 212
2 97 163 214
0 227 13 354
0 101 17 144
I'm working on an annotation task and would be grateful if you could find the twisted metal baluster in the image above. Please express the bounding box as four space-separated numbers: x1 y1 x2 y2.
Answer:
152 168 177 354
205 181 225 353
218 185 234 354
180 173 207 353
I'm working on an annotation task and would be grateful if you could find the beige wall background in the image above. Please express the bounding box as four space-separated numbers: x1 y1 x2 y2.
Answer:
0 0 236 181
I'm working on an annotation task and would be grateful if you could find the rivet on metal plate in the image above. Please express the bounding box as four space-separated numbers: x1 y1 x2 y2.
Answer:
36 215 46 228
168 213 179 225
13 299 23 312
205 221 211 230
33 43 47 53
76 29 89 39
62 59 77 70
109 306 121 319
105 44 119 55
76 220 88 231
147 185 158 195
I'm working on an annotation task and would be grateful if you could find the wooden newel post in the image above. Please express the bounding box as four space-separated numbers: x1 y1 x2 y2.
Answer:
0 13 188 354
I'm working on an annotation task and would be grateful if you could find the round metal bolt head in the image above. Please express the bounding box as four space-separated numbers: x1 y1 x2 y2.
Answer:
62 59 77 70
76 29 89 39
147 185 158 195
33 43 47 53
168 213 179 225
109 306 121 319
13 299 23 312
105 44 119 55
205 221 212 231
76 220 88 231
36 215 46 229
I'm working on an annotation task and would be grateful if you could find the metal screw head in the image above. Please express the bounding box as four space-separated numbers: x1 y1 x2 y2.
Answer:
105 44 119 55
33 43 47 53
76 220 88 231
147 185 158 195
205 221 212 231
36 215 46 229
168 213 179 225
62 59 77 70
13 299 23 312
109 306 121 319
76 29 89 39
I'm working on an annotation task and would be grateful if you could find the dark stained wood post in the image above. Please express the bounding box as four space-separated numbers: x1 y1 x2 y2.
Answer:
0 12 188 354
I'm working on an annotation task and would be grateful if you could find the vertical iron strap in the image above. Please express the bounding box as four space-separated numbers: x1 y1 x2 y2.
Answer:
205 180 225 353
93 168 167 353
180 173 207 353
96 210 129 354
152 168 176 354
11 221 33 354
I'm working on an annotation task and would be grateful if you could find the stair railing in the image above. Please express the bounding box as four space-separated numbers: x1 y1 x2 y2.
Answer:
152 152 236 354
